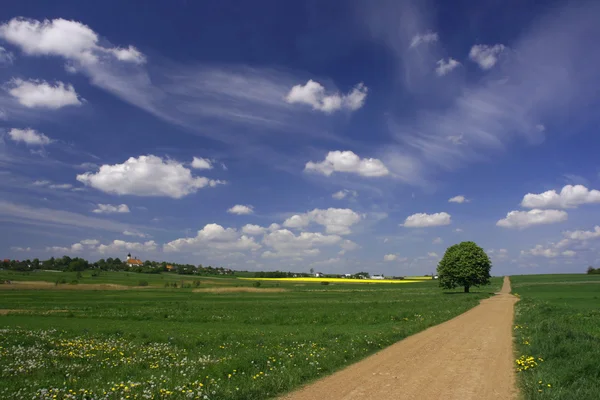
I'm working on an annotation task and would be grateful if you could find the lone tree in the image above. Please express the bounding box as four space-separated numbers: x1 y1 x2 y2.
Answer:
437 241 491 293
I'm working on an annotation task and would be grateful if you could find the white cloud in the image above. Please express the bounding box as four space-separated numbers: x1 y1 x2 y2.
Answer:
227 205 254 215
0 17 145 65
8 128 52 146
521 185 600 209
562 250 576 257
76 155 224 198
454 228 463 233
191 157 213 170
7 79 82 109
285 80 367 113
469 44 506 70
48 183 73 190
410 32 438 48
488 248 509 260
32 180 50 186
262 229 341 258
332 189 358 200
521 245 558 258
97 239 157 254
93 204 130 214
435 58 461 76
432 237 443 244
164 223 260 252
340 239 359 251
383 254 398 261
283 208 361 235
123 230 147 238
0 201 137 233
0 46 14 65
305 150 389 177
402 212 451 228
241 224 267 236
496 209 568 229
448 195 469 204
11 246 31 252
563 226 600 241
428 252 439 258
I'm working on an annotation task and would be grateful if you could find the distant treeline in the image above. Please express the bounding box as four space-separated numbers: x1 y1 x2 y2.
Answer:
1 256 233 276
587 266 600 274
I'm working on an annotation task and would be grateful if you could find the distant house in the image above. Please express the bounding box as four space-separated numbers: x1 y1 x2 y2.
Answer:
314 272 324 277
126 253 143 267
370 274 385 280
344 274 352 278
166 265 176 272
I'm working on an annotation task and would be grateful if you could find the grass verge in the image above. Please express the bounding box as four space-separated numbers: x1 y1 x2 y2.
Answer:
511 274 600 400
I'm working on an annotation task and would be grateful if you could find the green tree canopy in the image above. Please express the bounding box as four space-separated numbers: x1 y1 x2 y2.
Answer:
437 241 491 293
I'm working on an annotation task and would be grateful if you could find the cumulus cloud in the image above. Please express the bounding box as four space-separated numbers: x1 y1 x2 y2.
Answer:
496 209 568 229
435 58 461 76
283 208 361 235
521 185 600 209
191 157 213 170
448 195 469 203
227 205 254 215
402 212 451 228
6 79 82 109
8 128 52 146
383 254 398 261
93 204 130 214
521 245 576 259
332 189 358 200
428 252 439 258
241 224 267 236
11 246 31 252
285 80 367 113
97 239 157 254
262 229 341 258
0 17 145 65
76 155 224 198
305 150 389 177
563 226 600 241
432 237 443 244
410 32 438 48
164 223 260 252
468 44 506 70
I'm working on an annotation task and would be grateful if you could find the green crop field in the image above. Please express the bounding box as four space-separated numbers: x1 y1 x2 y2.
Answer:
0 271 501 400
511 274 600 400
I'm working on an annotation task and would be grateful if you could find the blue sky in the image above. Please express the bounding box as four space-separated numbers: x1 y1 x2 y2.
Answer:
1 0 600 276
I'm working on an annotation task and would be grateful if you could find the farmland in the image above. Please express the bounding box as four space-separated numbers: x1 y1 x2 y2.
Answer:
511 274 600 400
1 271 501 399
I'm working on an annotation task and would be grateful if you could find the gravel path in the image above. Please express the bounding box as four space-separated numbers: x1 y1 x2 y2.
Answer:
281 276 518 400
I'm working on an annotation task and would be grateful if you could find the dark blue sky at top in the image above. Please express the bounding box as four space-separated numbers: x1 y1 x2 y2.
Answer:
1 0 599 275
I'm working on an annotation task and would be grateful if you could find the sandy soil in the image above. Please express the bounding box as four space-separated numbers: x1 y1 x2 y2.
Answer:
281 276 518 400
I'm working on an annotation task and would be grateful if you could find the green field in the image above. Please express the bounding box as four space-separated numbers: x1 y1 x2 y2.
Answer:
0 271 501 400
511 274 600 400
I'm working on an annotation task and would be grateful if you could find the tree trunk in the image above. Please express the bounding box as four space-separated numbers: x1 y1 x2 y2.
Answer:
464 285 470 293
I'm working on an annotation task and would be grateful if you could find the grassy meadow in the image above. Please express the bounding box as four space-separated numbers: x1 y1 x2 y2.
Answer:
0 270 501 400
511 274 600 400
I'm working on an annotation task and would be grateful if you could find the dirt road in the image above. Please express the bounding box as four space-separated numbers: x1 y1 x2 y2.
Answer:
281 276 518 400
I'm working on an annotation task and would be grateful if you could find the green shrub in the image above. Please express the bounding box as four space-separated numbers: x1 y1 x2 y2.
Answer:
321 281 330 286
252 281 261 288
138 281 149 287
